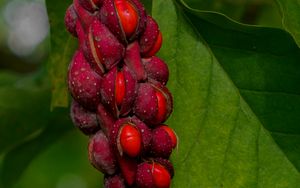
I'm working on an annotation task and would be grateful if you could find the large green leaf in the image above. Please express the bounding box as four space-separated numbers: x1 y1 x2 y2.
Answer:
0 108 73 188
276 0 300 48
46 0 77 109
152 0 300 187
184 8 300 171
0 71 49 154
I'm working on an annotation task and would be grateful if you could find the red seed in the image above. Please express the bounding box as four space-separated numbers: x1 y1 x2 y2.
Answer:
115 70 126 108
119 124 142 157
152 163 171 188
145 31 163 57
117 155 138 186
155 90 167 123
161 125 177 149
114 0 139 38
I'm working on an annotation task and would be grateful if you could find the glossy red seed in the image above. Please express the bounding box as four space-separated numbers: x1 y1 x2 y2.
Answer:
161 125 177 148
117 155 137 186
152 163 171 188
155 90 167 123
114 0 139 38
115 70 126 108
119 124 142 157
145 31 162 57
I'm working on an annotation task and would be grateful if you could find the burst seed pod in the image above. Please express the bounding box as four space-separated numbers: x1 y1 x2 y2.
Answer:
97 103 116 135
142 56 169 85
136 161 171 188
117 154 138 186
124 41 147 81
83 18 125 75
88 130 117 175
110 118 142 157
99 0 146 44
100 66 137 117
68 50 102 111
65 4 78 37
104 174 126 188
78 0 103 13
139 15 163 57
73 0 96 30
150 126 174 159
134 82 173 126
70 100 100 135
160 125 177 149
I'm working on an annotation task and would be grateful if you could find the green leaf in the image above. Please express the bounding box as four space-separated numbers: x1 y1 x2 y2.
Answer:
0 108 73 188
46 0 77 109
0 71 50 154
152 0 300 187
186 9 300 171
276 0 300 48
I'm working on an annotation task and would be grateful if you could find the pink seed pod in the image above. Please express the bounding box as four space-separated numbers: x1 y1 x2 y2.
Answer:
68 50 102 111
78 0 103 13
109 118 142 157
70 100 100 135
142 56 169 85
150 126 174 159
73 0 96 31
100 66 137 118
139 15 162 58
88 130 117 175
136 161 171 188
65 4 78 37
104 174 126 188
117 154 138 186
75 21 85 48
153 158 174 178
124 41 147 82
83 18 125 75
131 116 152 154
99 0 146 44
97 103 116 135
134 82 173 126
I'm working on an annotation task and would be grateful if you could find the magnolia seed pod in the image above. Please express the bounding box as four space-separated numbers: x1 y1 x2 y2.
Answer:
78 0 103 13
150 126 174 159
99 0 146 44
142 56 169 85
134 82 173 126
104 174 126 188
68 50 102 111
131 116 152 154
110 118 142 157
88 130 117 175
83 18 125 75
65 4 78 37
73 0 96 30
154 158 175 178
117 154 138 186
139 15 163 57
100 65 137 117
97 103 116 135
136 161 171 188
70 100 100 135
124 41 147 82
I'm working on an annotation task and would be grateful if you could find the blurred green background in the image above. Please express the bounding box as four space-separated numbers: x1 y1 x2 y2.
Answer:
0 0 285 187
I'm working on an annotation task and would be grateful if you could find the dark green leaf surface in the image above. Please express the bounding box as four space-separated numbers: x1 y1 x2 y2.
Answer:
186 10 300 171
0 109 73 188
46 0 77 109
276 0 300 48
0 72 49 154
152 0 300 187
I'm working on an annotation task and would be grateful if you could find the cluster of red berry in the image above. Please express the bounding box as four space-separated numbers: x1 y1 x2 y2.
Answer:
65 0 177 187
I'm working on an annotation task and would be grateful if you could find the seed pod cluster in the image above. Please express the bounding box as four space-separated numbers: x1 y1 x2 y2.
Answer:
65 0 177 187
